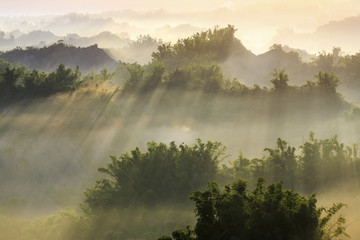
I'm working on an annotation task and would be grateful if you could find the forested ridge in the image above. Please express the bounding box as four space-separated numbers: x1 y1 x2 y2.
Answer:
2 25 360 102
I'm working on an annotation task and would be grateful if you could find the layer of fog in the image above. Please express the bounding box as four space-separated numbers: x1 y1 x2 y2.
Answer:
0 87 359 216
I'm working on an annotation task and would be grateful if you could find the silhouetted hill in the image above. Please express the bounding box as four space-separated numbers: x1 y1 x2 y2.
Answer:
0 43 117 73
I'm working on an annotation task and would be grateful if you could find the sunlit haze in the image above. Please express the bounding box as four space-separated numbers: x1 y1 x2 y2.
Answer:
1 0 360 240
1 0 360 53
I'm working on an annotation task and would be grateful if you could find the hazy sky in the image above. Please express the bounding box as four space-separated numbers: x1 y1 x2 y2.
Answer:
1 0 359 16
1 0 359 53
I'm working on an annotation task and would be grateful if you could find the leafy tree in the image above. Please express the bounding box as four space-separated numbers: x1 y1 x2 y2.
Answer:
0 66 23 92
143 61 166 90
99 68 113 82
227 133 360 194
152 25 247 70
23 69 47 93
314 71 341 93
300 132 322 193
313 51 334 72
270 69 289 91
168 62 225 91
124 63 145 91
83 140 225 211
161 178 348 240
264 138 297 189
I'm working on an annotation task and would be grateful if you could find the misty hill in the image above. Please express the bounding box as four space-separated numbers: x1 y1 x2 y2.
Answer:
43 13 135 36
0 30 131 51
0 43 117 73
221 44 315 87
272 15 360 53
0 30 61 50
64 31 130 48
16 30 60 47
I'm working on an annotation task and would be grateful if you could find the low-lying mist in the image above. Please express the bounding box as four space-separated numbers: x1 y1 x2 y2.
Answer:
0 86 359 214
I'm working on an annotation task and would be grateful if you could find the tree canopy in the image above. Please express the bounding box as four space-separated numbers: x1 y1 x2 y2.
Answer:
159 178 348 240
83 140 225 211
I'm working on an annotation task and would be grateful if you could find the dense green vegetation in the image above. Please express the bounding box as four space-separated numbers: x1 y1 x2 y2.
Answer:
83 134 360 210
159 179 348 240
0 60 114 99
151 25 251 70
0 137 353 240
84 140 224 210
225 132 360 194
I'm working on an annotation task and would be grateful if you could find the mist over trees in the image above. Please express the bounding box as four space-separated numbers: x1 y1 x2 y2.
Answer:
0 137 353 240
1 25 360 240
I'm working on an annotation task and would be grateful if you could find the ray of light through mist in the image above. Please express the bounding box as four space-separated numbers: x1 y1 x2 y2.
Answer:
1 0 360 239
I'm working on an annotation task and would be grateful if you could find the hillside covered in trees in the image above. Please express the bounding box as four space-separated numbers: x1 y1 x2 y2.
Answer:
0 42 117 73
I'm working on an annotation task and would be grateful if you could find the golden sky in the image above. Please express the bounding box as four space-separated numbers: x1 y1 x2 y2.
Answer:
1 0 359 53
1 0 359 15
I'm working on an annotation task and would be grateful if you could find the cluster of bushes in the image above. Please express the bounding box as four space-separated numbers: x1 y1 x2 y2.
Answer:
225 132 360 194
151 25 249 70
0 60 113 97
83 140 225 210
160 179 348 240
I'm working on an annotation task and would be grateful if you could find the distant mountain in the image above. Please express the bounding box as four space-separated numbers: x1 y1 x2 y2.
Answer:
43 13 135 36
0 30 60 51
281 45 315 62
0 30 130 51
64 31 130 49
0 43 118 73
16 30 60 47
272 15 360 53
221 44 316 87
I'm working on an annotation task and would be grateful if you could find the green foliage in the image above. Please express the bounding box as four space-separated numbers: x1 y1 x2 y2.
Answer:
152 25 247 70
0 66 22 91
271 69 289 91
124 62 145 90
43 64 81 93
83 140 226 211
0 60 116 98
313 71 341 93
124 61 166 91
161 178 348 240
0 58 13 72
99 68 113 81
129 34 162 49
264 138 297 189
228 132 360 194
168 62 225 91
313 51 335 72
